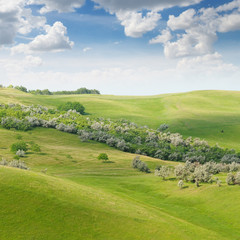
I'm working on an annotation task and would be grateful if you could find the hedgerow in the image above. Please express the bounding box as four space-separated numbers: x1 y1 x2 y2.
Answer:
1 103 240 164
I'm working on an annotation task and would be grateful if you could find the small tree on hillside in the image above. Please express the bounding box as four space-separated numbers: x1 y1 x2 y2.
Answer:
98 153 109 161
155 166 171 180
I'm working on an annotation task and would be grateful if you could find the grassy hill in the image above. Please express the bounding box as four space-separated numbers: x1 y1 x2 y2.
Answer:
1 88 240 239
1 88 240 149
1 127 240 240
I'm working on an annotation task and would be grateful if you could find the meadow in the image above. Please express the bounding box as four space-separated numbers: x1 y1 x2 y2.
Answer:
1 88 240 239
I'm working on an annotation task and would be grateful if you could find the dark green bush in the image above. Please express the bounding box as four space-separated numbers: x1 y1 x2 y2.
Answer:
57 102 85 114
11 141 28 153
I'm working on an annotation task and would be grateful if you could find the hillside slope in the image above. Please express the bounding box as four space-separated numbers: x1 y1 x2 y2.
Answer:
0 127 240 239
1 88 240 149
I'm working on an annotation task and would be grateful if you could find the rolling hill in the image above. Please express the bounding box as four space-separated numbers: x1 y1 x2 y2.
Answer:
1 88 240 239
1 88 240 149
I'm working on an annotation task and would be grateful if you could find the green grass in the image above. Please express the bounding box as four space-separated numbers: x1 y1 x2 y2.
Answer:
1 88 240 239
1 88 240 149
0 127 240 240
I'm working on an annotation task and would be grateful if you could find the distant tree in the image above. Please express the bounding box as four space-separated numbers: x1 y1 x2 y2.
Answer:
98 153 109 161
14 85 28 92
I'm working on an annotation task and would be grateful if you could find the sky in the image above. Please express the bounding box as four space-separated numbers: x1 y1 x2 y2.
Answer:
0 0 240 95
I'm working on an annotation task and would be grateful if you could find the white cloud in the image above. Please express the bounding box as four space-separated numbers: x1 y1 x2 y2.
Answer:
216 0 240 12
0 0 46 46
12 22 74 54
116 11 161 38
28 0 85 13
1 54 239 95
177 53 238 72
93 0 203 12
83 47 92 52
167 9 196 31
150 0 240 58
149 29 172 44
218 13 240 32
92 0 203 38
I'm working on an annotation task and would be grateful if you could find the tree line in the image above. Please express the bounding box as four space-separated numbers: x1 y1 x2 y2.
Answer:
1 85 100 95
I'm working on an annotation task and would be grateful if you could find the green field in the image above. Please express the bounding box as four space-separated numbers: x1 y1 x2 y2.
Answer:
1 88 240 239
1 88 240 149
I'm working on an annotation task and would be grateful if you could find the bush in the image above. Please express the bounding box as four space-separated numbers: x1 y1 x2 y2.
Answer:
16 149 25 157
57 102 85 114
1 117 32 131
132 156 150 173
178 180 184 189
31 143 41 152
98 153 109 161
226 173 235 185
11 141 28 153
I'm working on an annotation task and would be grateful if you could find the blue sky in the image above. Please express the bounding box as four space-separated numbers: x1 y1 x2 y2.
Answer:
0 0 240 95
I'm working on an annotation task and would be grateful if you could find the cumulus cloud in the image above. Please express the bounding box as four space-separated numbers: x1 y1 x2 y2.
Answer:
150 0 240 58
12 22 74 54
177 53 238 72
28 0 85 13
93 0 203 12
116 11 161 38
0 0 46 46
92 0 203 38
149 29 172 44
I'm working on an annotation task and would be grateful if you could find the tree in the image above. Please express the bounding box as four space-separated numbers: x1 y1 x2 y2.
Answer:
98 153 109 161
155 166 171 180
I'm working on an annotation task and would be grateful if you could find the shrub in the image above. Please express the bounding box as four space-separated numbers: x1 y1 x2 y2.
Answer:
226 173 235 185
57 102 85 114
157 124 169 132
31 143 41 152
235 172 240 185
11 141 28 153
1 117 32 131
98 153 109 161
16 149 25 157
178 180 184 189
132 156 150 173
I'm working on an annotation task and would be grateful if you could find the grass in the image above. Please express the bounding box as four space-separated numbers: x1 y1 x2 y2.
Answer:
1 88 240 239
1 88 240 149
0 127 240 239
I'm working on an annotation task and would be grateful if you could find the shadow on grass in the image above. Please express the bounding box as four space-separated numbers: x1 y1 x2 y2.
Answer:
168 177 177 181
102 161 115 163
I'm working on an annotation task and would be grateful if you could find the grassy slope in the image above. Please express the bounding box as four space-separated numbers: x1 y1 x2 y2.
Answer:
1 127 240 240
1 88 240 150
